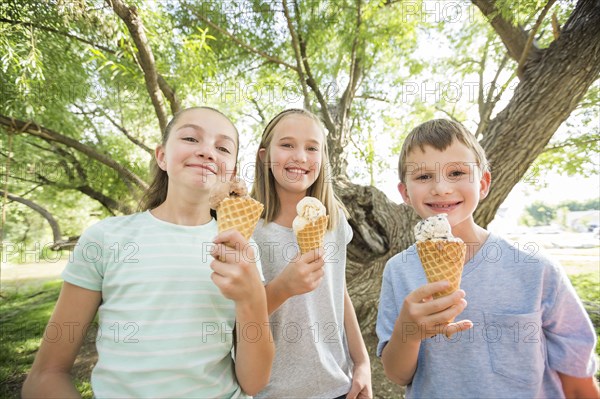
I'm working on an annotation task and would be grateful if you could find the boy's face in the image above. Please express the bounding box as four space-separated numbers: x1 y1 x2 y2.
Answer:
398 140 491 232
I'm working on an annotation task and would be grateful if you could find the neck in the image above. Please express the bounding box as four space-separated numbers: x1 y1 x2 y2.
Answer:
150 188 213 226
273 187 306 228
452 218 490 262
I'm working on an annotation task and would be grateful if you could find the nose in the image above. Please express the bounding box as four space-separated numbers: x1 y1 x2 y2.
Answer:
291 147 308 163
431 175 453 195
195 144 216 161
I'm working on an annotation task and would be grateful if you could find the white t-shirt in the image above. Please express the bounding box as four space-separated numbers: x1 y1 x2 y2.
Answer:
253 211 354 399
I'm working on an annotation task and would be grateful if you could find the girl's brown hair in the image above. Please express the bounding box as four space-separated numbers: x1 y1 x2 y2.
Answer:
250 108 346 230
139 106 239 211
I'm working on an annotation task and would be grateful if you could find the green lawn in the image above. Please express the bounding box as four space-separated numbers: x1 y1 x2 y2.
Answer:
0 280 93 398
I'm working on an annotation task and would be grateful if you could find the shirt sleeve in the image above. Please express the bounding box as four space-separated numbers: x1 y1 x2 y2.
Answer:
543 264 598 377
61 222 106 291
376 260 400 357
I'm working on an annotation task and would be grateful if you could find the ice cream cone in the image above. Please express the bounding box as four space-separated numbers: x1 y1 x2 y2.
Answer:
216 197 264 241
296 215 329 254
417 240 466 299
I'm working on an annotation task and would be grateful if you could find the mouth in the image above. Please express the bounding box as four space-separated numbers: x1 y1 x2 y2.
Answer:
426 201 462 212
284 166 309 176
187 163 217 174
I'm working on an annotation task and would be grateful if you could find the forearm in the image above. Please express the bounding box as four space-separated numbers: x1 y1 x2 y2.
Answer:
234 300 274 396
265 276 292 315
343 290 369 367
558 373 600 398
22 370 81 399
380 321 421 386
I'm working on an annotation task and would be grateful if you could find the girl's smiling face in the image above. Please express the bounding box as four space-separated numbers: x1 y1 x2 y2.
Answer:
398 139 491 234
264 114 323 196
156 108 238 193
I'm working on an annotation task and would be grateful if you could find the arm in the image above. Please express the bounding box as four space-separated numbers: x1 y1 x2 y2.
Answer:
211 230 275 396
343 288 372 399
21 282 102 398
558 372 600 398
265 248 325 314
381 281 472 386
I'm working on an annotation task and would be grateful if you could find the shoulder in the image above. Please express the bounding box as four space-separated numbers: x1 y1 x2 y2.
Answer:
330 207 352 243
490 233 561 271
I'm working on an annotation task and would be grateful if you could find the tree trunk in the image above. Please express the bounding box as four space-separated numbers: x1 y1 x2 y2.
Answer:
336 179 420 332
475 0 600 226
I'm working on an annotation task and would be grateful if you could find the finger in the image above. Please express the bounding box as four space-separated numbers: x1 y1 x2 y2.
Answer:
346 381 360 399
417 289 466 318
444 319 473 338
299 247 323 263
212 242 255 266
427 297 468 325
410 281 451 302
210 258 229 277
213 229 247 247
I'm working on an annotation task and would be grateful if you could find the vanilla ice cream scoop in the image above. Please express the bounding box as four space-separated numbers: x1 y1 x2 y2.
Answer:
414 214 462 242
292 197 326 233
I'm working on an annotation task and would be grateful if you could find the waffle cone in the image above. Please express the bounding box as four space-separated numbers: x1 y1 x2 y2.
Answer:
216 197 264 240
417 240 466 299
296 215 329 254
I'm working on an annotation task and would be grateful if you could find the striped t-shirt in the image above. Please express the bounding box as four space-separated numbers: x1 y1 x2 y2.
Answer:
63 211 260 398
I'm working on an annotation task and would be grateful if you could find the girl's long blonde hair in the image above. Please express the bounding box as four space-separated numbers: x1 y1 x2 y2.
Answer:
250 108 347 230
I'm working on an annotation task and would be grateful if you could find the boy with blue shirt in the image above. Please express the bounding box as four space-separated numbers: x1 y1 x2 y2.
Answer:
376 119 598 398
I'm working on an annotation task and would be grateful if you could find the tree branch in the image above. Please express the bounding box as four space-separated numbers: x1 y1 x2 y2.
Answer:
0 115 148 190
190 8 298 71
0 190 62 243
0 17 115 54
106 0 168 132
98 110 154 155
471 0 529 62
282 0 312 109
517 0 557 77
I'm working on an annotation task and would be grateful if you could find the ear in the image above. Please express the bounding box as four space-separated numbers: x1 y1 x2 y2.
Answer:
155 145 166 171
258 148 267 162
479 170 492 200
398 182 411 205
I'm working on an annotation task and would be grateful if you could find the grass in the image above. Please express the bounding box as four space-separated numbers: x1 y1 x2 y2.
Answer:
0 280 93 399
1 272 598 398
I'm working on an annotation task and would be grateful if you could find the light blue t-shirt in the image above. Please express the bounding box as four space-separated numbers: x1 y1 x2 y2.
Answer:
63 211 261 398
376 233 597 398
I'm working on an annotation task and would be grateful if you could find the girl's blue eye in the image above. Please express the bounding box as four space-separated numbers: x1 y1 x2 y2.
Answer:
308 146 319 152
281 143 293 148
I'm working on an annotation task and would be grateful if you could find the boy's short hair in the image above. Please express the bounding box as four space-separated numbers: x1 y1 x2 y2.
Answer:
398 119 490 182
